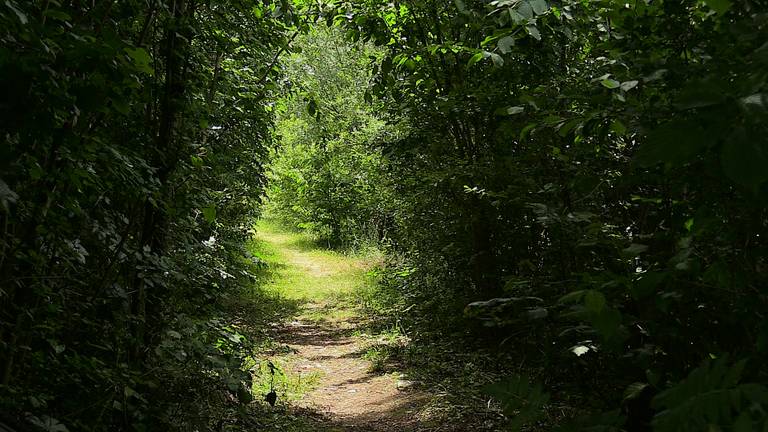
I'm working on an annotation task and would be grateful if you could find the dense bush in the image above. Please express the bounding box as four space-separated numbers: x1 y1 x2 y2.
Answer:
326 0 768 429
266 27 398 249
0 1 301 429
3 0 768 429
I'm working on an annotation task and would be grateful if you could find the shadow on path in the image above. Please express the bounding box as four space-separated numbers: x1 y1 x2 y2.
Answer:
248 221 436 432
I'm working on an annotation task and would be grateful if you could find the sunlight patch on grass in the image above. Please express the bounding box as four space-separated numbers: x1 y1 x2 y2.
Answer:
250 356 322 403
248 219 375 321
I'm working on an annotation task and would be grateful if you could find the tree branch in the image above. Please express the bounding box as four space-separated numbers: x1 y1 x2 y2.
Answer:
255 29 301 88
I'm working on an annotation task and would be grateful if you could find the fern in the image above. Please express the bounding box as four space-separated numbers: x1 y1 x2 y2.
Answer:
485 375 550 430
651 357 768 432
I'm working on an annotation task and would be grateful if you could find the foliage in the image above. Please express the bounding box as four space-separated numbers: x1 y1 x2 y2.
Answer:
3 0 768 429
651 357 768 431
317 0 768 429
0 0 305 429
484 375 550 430
266 26 399 249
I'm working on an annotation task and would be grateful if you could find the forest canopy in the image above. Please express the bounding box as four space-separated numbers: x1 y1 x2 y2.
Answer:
1 0 767 431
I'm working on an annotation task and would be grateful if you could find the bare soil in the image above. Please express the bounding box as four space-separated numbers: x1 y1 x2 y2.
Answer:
276 315 429 431
256 222 432 431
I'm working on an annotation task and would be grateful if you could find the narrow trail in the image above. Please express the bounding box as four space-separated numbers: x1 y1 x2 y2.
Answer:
253 222 428 432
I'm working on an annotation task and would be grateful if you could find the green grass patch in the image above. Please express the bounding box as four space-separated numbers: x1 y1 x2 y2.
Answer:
251 358 322 403
248 219 377 321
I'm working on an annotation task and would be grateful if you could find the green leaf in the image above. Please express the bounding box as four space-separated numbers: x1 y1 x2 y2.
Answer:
610 119 627 136
190 155 204 168
202 206 217 223
526 26 541 41
497 35 515 54
484 375 549 429
28 416 69 432
237 384 253 404
651 357 767 432
0 178 19 209
623 382 650 402
704 0 731 14
584 290 606 313
124 386 140 399
601 79 620 89
481 35 496 48
620 80 639 91
558 118 581 137
508 9 527 24
632 271 667 300
721 128 768 188
5 1 28 24
558 289 587 304
124 47 154 75
591 308 623 343
517 2 534 19
506 106 525 115
112 98 131 115
468 51 486 66
623 243 648 257
519 123 537 141
29 164 43 180
529 0 548 15
43 9 71 21
675 79 727 109
635 120 713 167
733 412 752 432
524 307 548 320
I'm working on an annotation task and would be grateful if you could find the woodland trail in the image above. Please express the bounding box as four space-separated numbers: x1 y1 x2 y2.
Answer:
253 221 429 432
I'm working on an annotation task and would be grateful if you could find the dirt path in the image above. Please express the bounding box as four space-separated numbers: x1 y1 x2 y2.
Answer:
254 221 428 431
278 313 426 431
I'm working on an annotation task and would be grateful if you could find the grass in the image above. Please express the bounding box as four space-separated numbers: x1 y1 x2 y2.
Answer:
245 219 379 405
244 219 516 431
251 357 322 402
248 218 375 322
